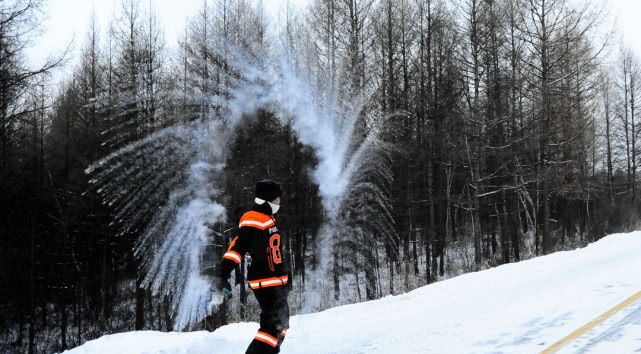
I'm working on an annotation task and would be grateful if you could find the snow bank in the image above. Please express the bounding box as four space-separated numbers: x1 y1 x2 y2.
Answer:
63 232 641 353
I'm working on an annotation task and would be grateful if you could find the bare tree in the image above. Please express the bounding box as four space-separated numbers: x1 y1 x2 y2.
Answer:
519 0 606 253
601 71 614 206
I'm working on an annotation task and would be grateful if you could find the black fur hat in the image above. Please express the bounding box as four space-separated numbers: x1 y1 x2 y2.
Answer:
255 179 282 202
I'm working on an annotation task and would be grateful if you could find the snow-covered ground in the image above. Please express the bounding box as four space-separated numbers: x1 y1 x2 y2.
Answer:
64 232 641 354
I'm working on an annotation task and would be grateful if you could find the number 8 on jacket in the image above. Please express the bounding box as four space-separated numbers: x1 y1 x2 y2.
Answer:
269 234 282 264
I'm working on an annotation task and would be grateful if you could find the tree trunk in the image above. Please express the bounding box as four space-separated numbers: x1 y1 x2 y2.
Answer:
412 230 419 275
135 276 145 330
60 298 67 351
333 253 340 301
387 243 394 295
17 296 24 347
623 61 631 197
426 156 435 282
631 74 637 211
542 176 552 254
101 245 109 318
364 255 377 300
501 192 510 264
355 271 362 301
604 79 614 206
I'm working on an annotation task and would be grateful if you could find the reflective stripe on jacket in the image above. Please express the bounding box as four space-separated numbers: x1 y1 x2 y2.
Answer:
217 202 290 289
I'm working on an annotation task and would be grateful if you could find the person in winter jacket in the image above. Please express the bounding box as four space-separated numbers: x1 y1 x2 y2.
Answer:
214 179 290 354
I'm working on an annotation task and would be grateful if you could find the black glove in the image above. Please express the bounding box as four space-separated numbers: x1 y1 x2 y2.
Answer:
285 272 293 293
214 276 232 297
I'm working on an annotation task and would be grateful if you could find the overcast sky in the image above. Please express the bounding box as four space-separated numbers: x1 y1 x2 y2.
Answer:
26 0 308 83
25 0 641 84
606 0 641 57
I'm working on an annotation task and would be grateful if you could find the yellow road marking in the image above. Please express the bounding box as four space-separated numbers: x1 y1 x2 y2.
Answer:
541 290 641 354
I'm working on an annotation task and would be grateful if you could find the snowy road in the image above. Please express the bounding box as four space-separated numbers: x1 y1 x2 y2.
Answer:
556 295 641 354
64 232 641 354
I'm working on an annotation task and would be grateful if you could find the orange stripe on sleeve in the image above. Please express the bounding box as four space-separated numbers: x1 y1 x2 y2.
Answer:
223 250 241 263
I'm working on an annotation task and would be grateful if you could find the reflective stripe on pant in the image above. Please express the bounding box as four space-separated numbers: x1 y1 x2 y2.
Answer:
245 286 290 354
254 331 279 347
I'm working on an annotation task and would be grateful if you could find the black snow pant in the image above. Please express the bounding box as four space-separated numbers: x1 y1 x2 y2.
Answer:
245 285 290 354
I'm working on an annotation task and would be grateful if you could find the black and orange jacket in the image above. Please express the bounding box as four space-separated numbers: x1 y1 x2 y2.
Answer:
217 202 289 290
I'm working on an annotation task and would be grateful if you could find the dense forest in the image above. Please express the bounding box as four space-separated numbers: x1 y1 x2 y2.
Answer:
1 0 640 352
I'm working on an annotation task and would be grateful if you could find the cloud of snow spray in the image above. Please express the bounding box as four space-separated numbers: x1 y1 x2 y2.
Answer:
136 123 229 330
87 118 232 330
224 46 374 313
87 38 377 329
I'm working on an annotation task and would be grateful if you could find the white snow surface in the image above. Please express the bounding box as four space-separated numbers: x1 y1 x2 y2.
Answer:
64 232 641 353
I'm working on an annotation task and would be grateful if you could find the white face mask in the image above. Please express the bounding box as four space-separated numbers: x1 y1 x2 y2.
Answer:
268 201 280 214
255 197 280 214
